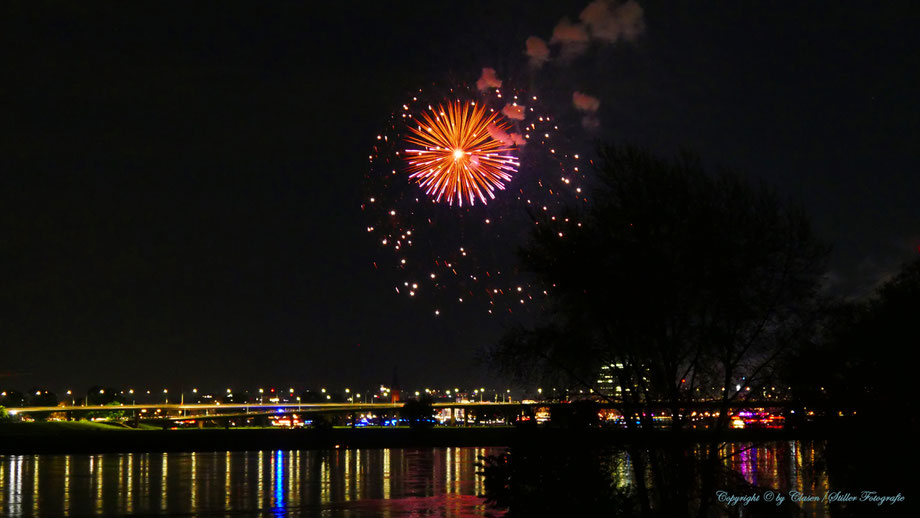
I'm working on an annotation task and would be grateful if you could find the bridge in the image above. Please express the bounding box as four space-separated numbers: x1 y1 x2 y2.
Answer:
7 401 529 426
8 401 524 414
6 399 823 418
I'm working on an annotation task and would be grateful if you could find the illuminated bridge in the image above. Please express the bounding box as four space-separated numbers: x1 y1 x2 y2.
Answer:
7 399 826 419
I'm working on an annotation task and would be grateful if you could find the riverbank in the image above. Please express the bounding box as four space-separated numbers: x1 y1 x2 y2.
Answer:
0 421 882 455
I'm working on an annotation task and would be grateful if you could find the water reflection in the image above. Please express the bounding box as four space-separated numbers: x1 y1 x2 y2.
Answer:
721 441 831 517
0 442 840 517
0 447 502 517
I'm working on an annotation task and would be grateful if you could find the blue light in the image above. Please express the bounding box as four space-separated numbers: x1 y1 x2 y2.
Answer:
273 450 285 515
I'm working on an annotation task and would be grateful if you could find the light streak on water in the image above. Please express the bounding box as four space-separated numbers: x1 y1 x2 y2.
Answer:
0 445 845 516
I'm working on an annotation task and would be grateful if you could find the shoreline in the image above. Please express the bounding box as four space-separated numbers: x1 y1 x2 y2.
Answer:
0 423 871 455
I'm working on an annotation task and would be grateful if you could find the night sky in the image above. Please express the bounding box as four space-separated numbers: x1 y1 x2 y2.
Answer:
2 2 918 393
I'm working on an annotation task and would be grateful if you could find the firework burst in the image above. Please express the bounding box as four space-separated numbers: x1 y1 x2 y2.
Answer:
405 101 519 206
364 79 588 317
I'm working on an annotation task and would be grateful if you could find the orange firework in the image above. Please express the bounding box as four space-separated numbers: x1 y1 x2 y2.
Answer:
405 101 519 206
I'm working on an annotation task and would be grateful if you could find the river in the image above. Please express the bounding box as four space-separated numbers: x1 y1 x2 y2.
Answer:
0 442 856 517
0 447 503 517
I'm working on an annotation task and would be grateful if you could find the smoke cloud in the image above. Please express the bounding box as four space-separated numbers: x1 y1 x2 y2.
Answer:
574 91 601 129
502 104 526 120
476 68 503 91
580 0 645 43
526 1 645 62
487 124 527 147
515 2 645 130
550 18 590 58
487 124 511 146
572 91 601 112
525 36 550 67
550 17 590 45
581 115 600 130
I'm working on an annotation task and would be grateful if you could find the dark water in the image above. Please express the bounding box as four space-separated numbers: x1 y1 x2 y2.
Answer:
0 447 503 517
0 442 842 517
721 441 831 517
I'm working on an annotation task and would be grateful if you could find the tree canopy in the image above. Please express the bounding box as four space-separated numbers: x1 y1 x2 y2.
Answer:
786 255 919 405
493 145 828 415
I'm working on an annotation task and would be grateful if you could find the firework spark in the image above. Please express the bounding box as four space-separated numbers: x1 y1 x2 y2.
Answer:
405 101 520 206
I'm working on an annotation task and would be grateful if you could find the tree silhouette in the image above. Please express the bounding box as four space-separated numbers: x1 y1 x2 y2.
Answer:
786 255 918 407
489 144 829 517
494 144 827 420
781 256 918 518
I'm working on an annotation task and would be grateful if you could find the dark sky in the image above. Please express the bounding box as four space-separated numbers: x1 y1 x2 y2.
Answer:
2 2 917 394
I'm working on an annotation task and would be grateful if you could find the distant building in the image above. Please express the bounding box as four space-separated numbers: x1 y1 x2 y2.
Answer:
596 363 624 399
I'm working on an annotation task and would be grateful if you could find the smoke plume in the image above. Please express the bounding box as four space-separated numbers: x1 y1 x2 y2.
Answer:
525 36 550 67
476 68 503 91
